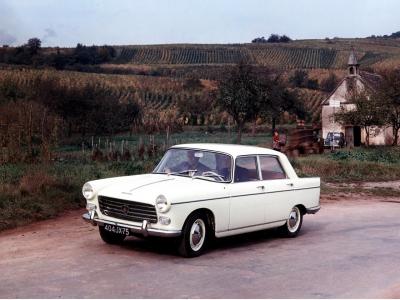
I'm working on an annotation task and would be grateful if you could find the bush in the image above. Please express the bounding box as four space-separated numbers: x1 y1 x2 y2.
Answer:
19 171 57 195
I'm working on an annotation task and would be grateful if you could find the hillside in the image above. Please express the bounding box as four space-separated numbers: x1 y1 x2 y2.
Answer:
0 68 214 112
111 38 400 70
2 37 399 129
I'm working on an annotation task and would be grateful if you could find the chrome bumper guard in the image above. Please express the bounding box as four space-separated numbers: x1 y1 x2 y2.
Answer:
82 212 181 238
306 205 321 214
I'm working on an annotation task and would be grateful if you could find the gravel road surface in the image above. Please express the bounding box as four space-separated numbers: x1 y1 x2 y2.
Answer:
0 195 399 298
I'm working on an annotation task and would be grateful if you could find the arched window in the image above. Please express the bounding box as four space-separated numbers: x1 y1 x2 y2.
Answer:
349 67 354 75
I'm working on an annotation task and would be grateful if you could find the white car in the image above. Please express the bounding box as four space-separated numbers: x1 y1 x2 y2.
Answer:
82 144 320 257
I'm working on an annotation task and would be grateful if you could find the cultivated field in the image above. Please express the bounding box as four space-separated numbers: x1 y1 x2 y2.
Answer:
111 38 400 70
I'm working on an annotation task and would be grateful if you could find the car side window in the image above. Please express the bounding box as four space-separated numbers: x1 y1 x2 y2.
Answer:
234 156 259 182
259 156 287 180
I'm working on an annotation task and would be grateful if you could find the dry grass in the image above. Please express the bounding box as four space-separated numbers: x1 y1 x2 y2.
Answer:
19 171 57 196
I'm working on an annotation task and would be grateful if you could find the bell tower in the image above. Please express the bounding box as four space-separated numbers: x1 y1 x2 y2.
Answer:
347 47 359 76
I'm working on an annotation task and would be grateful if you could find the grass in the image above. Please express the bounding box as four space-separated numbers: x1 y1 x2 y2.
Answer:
320 184 400 198
292 147 400 183
0 159 159 231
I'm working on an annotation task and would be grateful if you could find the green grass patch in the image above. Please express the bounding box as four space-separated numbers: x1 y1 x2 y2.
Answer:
292 148 400 182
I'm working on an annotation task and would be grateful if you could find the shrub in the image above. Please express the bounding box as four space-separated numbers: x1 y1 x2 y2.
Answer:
19 171 57 195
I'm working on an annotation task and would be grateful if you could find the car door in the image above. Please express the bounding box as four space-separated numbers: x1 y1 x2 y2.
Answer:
258 155 294 223
228 155 265 230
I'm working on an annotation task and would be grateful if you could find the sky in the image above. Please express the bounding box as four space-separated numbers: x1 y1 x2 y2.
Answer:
0 0 399 47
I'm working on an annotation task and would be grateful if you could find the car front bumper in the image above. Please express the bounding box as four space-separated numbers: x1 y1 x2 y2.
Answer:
82 212 181 238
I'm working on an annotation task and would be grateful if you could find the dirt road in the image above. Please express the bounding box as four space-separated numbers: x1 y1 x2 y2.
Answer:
1 195 400 298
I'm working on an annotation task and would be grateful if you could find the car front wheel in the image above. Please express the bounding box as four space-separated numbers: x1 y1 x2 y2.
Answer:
99 225 127 244
280 206 303 237
178 213 209 257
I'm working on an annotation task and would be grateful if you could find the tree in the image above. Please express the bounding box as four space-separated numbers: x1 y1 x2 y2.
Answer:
335 91 385 147
376 68 400 145
27 38 41 55
289 70 308 87
217 63 307 142
306 79 319 90
216 63 260 143
251 37 267 43
279 35 292 43
258 75 307 133
267 34 280 43
390 31 400 38
321 72 339 92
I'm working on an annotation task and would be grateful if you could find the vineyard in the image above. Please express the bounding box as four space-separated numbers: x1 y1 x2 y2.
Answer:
0 68 329 128
112 38 400 70
0 69 215 112
116 46 251 65
295 88 328 122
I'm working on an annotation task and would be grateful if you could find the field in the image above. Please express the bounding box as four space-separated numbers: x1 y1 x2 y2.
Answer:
110 38 400 70
0 68 214 112
0 67 328 127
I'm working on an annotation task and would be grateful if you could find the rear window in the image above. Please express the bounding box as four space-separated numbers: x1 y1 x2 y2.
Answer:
259 156 287 180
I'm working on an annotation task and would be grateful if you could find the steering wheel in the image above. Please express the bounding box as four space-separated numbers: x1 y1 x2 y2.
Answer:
201 171 225 182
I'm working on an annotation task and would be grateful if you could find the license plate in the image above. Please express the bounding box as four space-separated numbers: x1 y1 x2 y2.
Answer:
104 224 130 236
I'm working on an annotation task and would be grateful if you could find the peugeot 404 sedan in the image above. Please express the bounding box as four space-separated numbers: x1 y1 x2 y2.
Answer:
82 144 320 257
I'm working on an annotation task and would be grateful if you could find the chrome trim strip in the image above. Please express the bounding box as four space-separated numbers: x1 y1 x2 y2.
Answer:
172 186 320 205
216 219 287 233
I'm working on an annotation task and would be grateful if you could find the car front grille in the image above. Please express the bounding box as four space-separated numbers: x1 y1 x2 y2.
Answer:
98 196 158 223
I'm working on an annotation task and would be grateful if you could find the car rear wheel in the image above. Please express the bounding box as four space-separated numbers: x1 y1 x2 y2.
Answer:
99 225 127 244
178 213 209 257
280 206 303 237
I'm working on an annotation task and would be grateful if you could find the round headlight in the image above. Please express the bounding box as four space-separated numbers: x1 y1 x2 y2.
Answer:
82 183 95 200
156 195 171 213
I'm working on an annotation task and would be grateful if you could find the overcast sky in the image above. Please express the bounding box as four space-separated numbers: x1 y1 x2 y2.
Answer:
1 0 399 47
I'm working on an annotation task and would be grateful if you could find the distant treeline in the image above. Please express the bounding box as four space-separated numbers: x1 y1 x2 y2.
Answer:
0 38 115 69
251 34 292 43
368 31 400 39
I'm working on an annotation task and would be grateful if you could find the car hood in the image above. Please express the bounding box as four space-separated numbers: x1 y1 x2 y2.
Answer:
93 173 228 205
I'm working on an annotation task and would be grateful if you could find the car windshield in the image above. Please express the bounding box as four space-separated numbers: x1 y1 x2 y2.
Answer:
153 148 232 182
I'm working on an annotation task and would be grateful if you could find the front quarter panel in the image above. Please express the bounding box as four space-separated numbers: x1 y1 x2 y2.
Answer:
159 178 230 233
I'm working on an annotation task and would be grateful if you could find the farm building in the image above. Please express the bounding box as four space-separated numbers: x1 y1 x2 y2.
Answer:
321 49 396 146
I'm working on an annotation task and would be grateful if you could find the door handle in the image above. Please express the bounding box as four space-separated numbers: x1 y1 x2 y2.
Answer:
287 183 294 187
256 185 265 190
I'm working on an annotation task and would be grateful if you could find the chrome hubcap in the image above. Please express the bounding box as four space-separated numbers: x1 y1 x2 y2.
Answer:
288 211 298 228
189 219 206 251
287 207 300 232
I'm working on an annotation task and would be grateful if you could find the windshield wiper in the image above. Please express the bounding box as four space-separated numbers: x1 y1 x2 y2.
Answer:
167 169 197 176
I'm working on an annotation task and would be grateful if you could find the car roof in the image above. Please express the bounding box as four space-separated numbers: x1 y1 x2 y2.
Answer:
171 143 284 158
